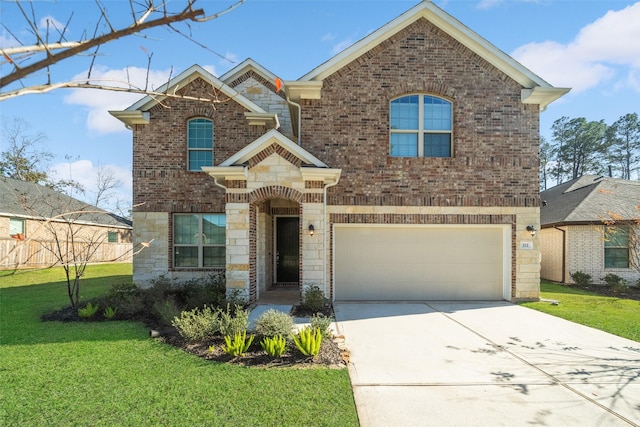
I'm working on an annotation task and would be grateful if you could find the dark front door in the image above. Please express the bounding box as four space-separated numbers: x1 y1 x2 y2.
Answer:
276 217 299 283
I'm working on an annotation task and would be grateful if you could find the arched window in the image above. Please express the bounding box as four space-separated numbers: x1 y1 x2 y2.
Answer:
187 118 213 171
390 94 452 157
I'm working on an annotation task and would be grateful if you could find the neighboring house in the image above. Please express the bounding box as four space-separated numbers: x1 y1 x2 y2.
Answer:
540 175 640 286
0 176 132 269
111 2 568 302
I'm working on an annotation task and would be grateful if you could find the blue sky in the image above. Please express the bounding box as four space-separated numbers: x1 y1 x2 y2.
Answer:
1 0 639 211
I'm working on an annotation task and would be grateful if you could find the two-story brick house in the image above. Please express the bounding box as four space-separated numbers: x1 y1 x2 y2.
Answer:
111 1 568 302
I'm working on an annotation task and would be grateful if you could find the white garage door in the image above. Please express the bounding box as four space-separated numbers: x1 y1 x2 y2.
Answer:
334 225 508 301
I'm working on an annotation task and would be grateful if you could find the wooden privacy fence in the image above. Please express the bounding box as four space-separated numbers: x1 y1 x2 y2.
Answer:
0 239 133 269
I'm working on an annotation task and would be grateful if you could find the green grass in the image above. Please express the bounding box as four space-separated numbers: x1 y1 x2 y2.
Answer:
0 264 358 427
521 281 640 342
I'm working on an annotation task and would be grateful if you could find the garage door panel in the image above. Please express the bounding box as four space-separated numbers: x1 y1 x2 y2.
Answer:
334 226 506 301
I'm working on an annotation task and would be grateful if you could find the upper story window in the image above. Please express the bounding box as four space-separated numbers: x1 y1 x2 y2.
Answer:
604 226 629 269
187 118 213 171
390 94 452 158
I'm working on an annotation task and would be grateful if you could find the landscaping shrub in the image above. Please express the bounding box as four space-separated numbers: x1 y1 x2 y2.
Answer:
310 313 333 339
78 302 99 319
602 273 627 294
153 299 181 326
218 304 250 337
570 271 591 286
255 309 294 339
222 331 255 357
302 285 325 312
293 326 322 357
103 306 118 320
180 273 227 309
172 305 220 342
260 335 287 358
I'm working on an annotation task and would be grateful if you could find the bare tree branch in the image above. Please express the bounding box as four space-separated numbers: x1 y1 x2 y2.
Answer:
1 4 205 89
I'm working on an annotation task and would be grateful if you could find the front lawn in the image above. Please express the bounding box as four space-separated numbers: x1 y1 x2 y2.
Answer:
0 264 358 426
521 281 640 342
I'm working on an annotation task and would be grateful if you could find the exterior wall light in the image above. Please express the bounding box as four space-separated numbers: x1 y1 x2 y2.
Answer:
308 224 314 236
526 225 536 237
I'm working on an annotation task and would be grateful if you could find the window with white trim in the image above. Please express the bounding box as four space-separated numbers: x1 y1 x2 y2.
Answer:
390 94 452 157
174 214 225 268
9 218 25 238
187 118 213 171
604 226 629 269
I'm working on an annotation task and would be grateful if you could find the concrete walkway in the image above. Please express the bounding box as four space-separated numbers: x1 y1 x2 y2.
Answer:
334 302 640 427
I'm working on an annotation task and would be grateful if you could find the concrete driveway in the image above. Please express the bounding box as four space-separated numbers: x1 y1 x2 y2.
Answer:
334 302 640 427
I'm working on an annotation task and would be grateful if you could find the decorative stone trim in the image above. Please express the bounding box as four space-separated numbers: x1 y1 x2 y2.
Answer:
249 185 305 204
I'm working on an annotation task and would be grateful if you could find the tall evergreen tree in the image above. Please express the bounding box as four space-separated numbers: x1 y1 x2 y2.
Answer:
606 113 640 179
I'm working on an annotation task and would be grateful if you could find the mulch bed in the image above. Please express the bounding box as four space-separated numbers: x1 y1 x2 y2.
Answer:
42 304 349 369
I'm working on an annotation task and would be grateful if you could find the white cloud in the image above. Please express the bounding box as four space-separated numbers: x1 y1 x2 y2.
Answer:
63 65 173 133
38 15 66 34
512 2 640 93
49 160 132 211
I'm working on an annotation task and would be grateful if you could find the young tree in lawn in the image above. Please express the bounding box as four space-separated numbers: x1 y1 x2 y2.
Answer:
606 113 640 180
1 0 244 101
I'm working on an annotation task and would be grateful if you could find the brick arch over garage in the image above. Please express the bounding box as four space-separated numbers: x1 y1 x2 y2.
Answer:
249 185 304 204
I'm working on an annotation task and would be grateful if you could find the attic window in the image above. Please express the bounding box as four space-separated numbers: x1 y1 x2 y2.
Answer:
390 95 452 157
187 118 213 171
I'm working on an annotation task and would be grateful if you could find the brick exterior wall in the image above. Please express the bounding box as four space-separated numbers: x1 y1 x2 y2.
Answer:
128 16 543 299
132 77 265 214
301 18 540 207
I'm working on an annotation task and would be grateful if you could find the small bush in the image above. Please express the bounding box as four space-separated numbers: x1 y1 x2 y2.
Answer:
310 313 333 339
260 335 287 358
219 304 250 337
78 302 99 320
292 326 322 357
153 299 181 326
602 273 627 287
255 309 294 339
302 285 325 312
181 273 227 309
222 331 255 357
103 306 118 320
602 273 627 294
172 305 220 342
570 271 591 286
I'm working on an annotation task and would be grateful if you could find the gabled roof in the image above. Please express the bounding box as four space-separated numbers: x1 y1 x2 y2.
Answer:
540 175 640 226
220 58 278 85
220 129 327 167
110 64 270 127
297 1 569 110
202 129 341 185
0 176 131 228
